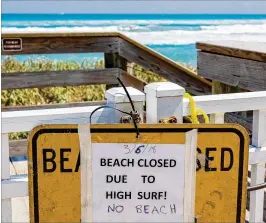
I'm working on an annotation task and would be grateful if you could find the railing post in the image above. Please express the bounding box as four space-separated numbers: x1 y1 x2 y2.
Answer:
1 133 12 222
105 86 145 123
250 109 266 223
210 113 224 124
144 82 185 124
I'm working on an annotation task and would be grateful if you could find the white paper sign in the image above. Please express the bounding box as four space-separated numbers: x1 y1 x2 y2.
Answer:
92 143 186 222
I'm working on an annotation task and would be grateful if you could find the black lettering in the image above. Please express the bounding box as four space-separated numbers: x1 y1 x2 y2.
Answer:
106 175 112 183
137 192 165 200
170 159 176 167
113 159 120 167
138 159 144 167
127 159 134 167
152 192 158 199
196 148 202 171
106 191 131 199
141 175 155 183
157 159 163 167
106 191 113 199
205 148 217 171
106 175 127 183
43 149 56 172
150 159 156 167
221 148 234 171
101 158 107 166
60 148 72 172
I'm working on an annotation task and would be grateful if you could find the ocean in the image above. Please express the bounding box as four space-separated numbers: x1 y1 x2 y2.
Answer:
2 14 266 67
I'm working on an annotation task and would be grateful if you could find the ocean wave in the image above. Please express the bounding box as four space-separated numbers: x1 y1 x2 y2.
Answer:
2 24 266 45
201 24 266 34
2 19 266 27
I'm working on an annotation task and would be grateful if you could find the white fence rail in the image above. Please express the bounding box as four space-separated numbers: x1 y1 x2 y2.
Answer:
1 82 266 222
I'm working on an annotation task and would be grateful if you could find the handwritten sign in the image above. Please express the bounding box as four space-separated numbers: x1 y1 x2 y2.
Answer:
93 143 186 222
28 124 249 223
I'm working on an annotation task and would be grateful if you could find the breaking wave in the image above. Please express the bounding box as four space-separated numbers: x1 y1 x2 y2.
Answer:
2 22 266 45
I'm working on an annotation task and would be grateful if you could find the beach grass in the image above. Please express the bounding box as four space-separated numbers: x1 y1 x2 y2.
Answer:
2 57 195 139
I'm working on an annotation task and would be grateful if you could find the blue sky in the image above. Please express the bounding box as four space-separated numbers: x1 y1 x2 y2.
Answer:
2 1 266 14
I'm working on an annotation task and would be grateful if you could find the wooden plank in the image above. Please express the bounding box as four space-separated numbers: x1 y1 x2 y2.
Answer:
9 139 27 157
198 51 266 91
2 101 106 112
2 68 120 89
120 39 211 95
196 41 266 62
212 81 248 118
104 53 121 89
120 70 147 92
1 36 120 55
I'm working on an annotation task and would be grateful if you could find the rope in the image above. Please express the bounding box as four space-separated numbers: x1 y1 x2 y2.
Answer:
184 93 210 124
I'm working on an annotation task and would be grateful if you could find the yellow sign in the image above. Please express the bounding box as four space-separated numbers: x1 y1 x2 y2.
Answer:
28 124 249 223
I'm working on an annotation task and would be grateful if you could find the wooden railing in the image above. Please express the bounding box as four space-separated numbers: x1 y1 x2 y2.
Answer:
2 32 211 100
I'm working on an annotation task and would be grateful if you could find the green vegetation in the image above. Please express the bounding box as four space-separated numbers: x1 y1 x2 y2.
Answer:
2 57 166 108
2 57 196 140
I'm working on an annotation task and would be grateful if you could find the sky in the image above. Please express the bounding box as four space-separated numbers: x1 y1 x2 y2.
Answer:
2 0 266 14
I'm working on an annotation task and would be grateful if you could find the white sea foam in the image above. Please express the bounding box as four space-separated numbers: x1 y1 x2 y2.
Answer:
2 19 266 27
2 21 266 45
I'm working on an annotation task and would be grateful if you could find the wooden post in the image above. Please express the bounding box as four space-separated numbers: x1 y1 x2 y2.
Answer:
105 86 145 123
212 81 248 118
210 113 225 124
212 81 241 94
104 53 127 90
144 82 185 124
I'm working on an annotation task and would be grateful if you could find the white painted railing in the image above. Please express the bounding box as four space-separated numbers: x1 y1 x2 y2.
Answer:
1 87 145 222
1 82 266 222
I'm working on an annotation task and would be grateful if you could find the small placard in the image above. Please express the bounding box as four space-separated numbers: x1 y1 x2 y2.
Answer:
2 38 22 51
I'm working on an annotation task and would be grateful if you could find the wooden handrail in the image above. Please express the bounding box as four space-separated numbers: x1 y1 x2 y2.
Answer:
2 32 211 95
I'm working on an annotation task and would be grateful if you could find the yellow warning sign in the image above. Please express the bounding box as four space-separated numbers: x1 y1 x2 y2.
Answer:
28 124 249 223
